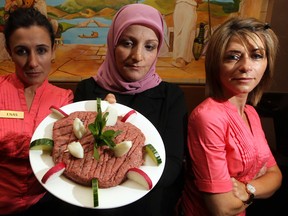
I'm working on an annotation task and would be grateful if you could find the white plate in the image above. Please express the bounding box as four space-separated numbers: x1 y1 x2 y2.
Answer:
29 100 165 209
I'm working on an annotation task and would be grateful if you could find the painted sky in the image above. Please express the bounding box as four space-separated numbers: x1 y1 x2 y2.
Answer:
46 0 65 6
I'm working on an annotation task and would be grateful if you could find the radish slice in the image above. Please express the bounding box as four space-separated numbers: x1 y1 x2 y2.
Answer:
73 117 86 139
67 141 84 158
121 110 136 122
41 162 66 184
50 105 68 118
127 167 153 190
106 105 118 126
113 140 132 157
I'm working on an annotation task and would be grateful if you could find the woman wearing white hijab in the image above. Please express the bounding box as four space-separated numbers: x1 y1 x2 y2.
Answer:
74 3 188 216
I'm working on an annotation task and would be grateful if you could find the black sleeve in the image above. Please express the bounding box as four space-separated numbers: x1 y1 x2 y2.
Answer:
158 83 188 187
73 77 108 102
74 78 93 102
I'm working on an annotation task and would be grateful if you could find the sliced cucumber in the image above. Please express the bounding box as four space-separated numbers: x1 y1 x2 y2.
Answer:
92 178 99 207
30 138 54 152
145 144 162 166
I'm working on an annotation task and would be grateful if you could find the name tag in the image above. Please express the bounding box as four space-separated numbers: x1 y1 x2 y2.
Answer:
0 110 24 119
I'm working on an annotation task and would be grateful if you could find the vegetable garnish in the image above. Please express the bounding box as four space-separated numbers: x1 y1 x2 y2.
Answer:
67 141 84 158
49 105 68 118
30 138 54 152
113 141 132 157
145 144 162 166
127 167 153 190
88 98 122 160
73 117 86 139
121 110 136 122
41 162 66 184
92 178 99 207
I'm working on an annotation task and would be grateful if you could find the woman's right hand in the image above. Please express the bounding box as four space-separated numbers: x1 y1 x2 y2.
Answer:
231 177 249 202
104 93 116 104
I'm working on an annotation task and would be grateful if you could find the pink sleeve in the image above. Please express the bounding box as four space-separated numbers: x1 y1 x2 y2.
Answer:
187 107 233 193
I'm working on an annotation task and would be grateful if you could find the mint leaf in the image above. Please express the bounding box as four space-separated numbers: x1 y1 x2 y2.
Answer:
89 98 122 160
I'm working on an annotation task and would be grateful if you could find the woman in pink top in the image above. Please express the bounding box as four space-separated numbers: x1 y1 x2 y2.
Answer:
177 17 282 215
0 7 73 215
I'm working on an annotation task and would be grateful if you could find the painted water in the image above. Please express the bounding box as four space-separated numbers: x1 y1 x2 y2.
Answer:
60 18 111 45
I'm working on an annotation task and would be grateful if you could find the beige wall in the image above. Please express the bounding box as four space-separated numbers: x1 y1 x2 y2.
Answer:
241 0 288 93
236 0 273 22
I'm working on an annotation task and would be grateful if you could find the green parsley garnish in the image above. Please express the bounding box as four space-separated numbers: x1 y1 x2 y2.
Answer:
88 98 122 160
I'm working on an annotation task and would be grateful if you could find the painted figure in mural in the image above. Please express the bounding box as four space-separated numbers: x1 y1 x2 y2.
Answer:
6 0 58 35
172 0 204 68
1 0 58 61
0 7 73 215
73 3 188 216
176 17 282 216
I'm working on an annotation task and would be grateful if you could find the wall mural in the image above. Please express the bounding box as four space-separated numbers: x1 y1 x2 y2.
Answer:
0 0 270 77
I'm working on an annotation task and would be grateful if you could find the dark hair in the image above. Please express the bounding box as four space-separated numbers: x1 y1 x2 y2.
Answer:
4 7 55 49
205 17 279 106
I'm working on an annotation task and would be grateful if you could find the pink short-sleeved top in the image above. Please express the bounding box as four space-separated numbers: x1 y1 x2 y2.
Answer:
182 97 277 216
0 74 73 214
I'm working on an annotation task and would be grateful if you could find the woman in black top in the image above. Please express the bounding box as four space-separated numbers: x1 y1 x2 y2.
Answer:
73 3 188 216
